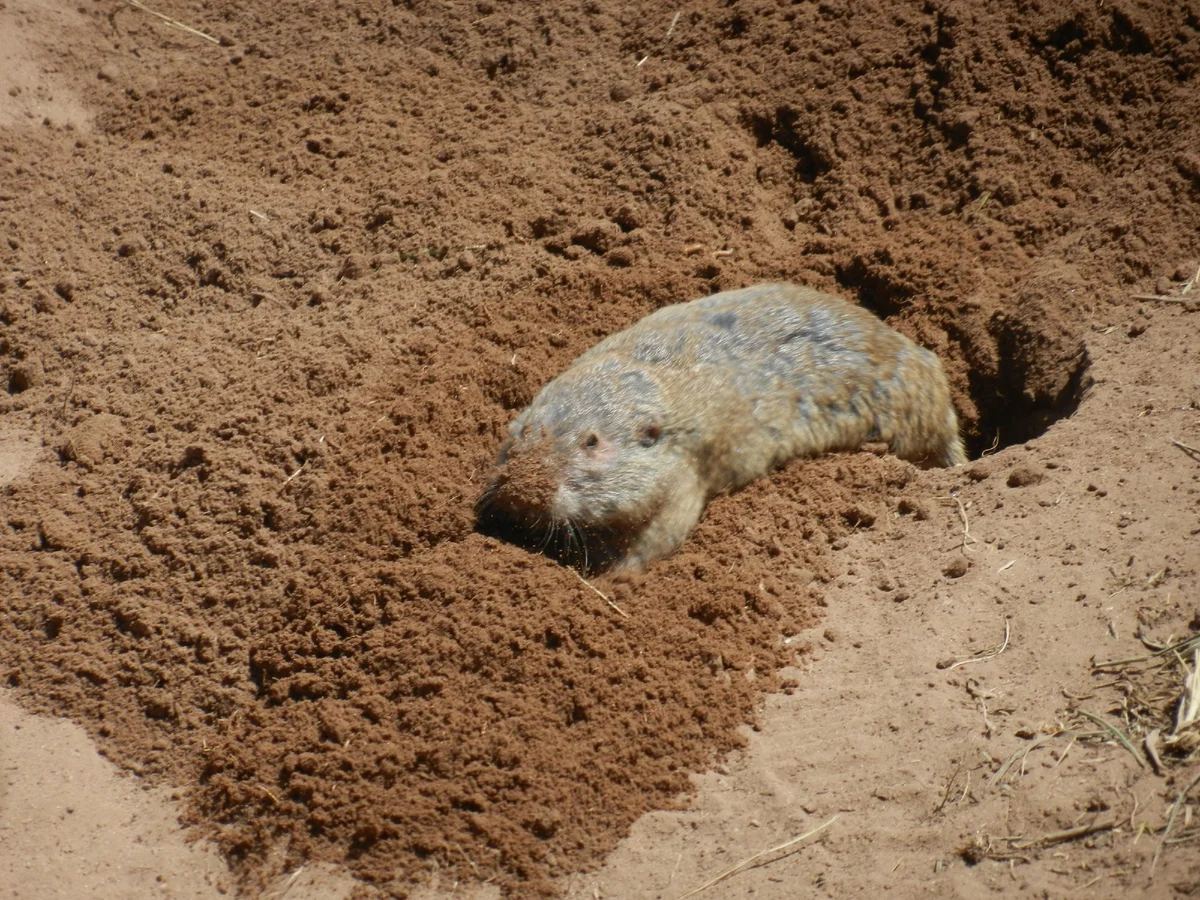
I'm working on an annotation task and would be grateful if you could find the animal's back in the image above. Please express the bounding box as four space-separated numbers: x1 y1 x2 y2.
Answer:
574 283 965 474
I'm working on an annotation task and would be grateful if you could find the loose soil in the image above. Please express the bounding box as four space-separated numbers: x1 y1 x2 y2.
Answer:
1 0 1198 898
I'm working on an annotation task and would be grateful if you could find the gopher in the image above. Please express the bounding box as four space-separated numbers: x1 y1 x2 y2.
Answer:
476 283 965 573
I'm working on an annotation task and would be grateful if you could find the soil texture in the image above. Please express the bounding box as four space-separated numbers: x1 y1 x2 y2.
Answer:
1 0 1199 898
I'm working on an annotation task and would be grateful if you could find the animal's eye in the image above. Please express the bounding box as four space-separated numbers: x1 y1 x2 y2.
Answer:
640 423 661 447
584 433 599 449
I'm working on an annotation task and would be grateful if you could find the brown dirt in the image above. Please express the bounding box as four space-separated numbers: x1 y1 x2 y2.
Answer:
1 0 1198 898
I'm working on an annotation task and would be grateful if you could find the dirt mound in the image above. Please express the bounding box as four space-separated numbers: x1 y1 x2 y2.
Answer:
1 0 1198 897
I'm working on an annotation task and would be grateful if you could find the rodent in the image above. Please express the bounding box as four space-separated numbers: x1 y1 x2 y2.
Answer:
476 283 966 573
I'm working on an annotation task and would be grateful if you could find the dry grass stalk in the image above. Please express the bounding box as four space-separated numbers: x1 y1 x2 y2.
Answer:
1010 818 1117 851
962 818 1115 863
989 735 1052 786
1174 648 1200 734
1092 635 1200 762
570 568 630 619
1151 770 1200 876
674 815 839 899
127 0 220 44
946 619 1011 670
1076 710 1146 768
1094 632 1200 670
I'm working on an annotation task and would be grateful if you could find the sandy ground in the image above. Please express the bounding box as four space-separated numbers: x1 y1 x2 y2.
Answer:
1 0 1198 898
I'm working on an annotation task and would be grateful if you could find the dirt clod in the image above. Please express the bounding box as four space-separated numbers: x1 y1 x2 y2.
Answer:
1007 466 1045 488
942 558 970 579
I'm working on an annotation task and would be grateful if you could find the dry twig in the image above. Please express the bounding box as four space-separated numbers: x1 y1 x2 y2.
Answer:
1009 818 1117 850
1171 439 1200 461
126 0 220 43
674 816 839 899
935 764 965 813
1131 294 1192 304
946 493 977 554
989 734 1052 786
570 568 630 619
636 10 682 66
946 619 1011 670
1093 633 1200 670
265 866 306 900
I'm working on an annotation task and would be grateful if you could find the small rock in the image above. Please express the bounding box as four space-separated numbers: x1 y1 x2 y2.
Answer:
942 557 969 579
609 84 633 102
7 357 44 393
1155 276 1173 296
338 254 367 280
822 628 840 643
366 207 394 230
38 510 77 551
604 246 635 268
841 505 876 528
180 445 208 468
116 236 145 258
611 205 642 231
528 214 563 239
31 290 62 314
1174 260 1199 282
1006 466 1043 487
456 250 477 272
59 413 127 470
993 176 1021 206
571 221 621 255
966 461 993 482
790 567 815 588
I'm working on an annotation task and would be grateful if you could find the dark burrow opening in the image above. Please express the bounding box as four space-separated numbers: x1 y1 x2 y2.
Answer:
841 260 1093 461
955 312 1092 460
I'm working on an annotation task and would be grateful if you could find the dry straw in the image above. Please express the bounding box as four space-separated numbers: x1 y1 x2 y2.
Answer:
674 815 839 899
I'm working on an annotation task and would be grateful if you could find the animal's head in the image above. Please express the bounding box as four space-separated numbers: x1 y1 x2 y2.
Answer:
475 360 689 572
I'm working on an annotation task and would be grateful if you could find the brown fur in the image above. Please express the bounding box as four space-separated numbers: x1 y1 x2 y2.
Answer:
476 283 965 572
